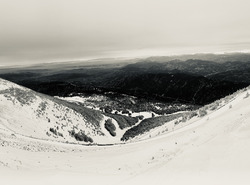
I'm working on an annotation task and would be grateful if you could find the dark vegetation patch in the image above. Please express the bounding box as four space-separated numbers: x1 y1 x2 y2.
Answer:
49 127 63 137
121 113 183 141
52 98 104 132
103 106 112 113
0 87 36 105
104 72 248 105
77 93 197 116
69 130 93 143
36 101 48 117
1 60 249 106
25 88 106 136
208 67 250 83
104 119 116 136
104 113 138 129
136 115 144 120
0 58 249 122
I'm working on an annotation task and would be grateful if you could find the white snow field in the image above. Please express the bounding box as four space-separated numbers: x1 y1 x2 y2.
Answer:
0 78 250 185
0 78 129 144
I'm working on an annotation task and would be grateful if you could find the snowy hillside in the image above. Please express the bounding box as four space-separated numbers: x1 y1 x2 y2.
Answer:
0 79 250 185
0 78 126 144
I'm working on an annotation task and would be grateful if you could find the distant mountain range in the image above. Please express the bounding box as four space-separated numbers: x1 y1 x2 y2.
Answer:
0 53 250 105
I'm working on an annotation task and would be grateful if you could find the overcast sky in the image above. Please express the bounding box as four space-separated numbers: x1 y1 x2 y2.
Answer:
1 0 250 65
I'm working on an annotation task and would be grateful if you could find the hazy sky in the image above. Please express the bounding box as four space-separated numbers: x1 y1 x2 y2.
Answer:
1 0 250 65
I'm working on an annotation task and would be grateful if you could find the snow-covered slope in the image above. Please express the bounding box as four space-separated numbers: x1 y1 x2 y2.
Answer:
0 78 124 144
1 79 250 185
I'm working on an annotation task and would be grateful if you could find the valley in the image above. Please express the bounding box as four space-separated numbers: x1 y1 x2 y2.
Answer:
1 53 250 106
1 53 250 185
0 81 250 185
1 0 250 183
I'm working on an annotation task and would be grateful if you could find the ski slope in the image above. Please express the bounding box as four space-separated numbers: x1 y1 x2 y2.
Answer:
0 82 250 184
0 78 134 144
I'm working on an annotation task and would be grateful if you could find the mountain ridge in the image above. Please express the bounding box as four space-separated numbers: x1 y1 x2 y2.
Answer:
0 78 126 144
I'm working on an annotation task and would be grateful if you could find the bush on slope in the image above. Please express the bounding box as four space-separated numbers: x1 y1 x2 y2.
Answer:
121 113 183 141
